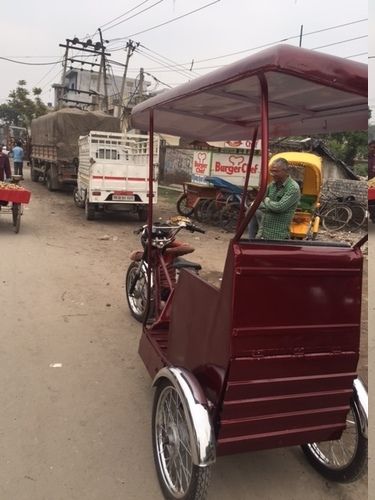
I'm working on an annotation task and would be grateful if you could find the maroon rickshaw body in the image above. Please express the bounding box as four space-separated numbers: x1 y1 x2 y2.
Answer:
131 44 367 456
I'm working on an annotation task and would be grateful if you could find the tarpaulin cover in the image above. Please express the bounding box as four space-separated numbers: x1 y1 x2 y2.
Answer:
31 108 120 162
0 187 31 203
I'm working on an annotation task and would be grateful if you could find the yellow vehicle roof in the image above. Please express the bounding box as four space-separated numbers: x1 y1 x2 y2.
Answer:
269 152 322 196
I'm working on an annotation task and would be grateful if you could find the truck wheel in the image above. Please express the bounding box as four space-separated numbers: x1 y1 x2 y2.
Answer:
30 163 39 182
138 206 148 222
46 171 56 191
85 198 96 220
73 187 85 208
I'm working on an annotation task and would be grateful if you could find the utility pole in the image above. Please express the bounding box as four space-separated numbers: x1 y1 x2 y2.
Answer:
138 67 144 103
98 29 108 113
299 24 303 47
59 37 111 111
59 40 70 109
118 40 139 119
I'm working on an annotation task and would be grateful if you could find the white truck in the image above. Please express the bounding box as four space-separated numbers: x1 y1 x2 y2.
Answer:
74 131 160 221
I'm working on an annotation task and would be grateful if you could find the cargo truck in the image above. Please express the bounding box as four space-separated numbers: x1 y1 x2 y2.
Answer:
74 131 159 221
30 108 120 190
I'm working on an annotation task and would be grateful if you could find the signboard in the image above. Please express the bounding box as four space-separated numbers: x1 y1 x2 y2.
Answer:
211 152 261 187
191 151 211 184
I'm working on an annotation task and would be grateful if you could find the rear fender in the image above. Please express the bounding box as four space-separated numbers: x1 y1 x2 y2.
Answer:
353 377 368 438
153 367 216 466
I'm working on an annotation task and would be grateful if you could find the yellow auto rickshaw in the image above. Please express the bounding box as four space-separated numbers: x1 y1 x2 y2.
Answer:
269 152 322 239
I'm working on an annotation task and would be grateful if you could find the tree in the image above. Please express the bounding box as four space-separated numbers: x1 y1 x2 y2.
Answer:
0 80 48 128
319 131 367 166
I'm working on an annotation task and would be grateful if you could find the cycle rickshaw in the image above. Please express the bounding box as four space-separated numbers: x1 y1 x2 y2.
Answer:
128 44 368 499
0 176 31 233
269 151 322 239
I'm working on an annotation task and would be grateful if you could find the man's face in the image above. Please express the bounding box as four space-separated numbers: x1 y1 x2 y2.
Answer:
369 143 375 157
270 162 288 183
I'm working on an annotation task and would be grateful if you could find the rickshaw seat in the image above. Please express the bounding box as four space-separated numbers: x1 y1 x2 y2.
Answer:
298 194 317 211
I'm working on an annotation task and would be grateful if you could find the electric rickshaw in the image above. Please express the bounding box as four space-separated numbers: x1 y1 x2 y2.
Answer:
269 152 322 239
127 44 368 499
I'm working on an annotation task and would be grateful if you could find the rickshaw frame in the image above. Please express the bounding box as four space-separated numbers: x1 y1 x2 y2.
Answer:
129 43 368 496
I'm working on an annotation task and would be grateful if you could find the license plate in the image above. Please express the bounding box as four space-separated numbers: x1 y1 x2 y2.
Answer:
113 195 135 201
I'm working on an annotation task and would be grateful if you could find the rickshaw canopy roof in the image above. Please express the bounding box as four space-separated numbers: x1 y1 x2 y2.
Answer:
130 44 367 141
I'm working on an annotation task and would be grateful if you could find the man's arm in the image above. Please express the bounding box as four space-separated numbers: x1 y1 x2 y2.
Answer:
263 184 300 213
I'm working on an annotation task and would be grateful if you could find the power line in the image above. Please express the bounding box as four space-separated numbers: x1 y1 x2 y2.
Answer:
174 17 368 65
102 0 166 33
0 56 63 66
135 47 195 80
109 0 221 42
100 0 154 30
311 35 367 51
139 44 201 77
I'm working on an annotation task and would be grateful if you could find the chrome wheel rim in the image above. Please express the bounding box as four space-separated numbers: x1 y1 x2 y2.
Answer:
155 386 193 498
127 266 147 316
306 407 359 470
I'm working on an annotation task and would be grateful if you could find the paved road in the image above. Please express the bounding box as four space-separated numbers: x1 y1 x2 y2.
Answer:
0 174 367 500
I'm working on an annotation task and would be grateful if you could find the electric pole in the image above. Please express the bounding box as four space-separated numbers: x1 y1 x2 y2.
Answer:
118 40 139 119
58 37 111 111
138 67 144 103
299 24 303 47
98 29 108 113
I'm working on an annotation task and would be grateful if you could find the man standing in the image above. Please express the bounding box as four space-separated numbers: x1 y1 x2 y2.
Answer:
0 148 11 181
12 141 24 177
256 158 300 240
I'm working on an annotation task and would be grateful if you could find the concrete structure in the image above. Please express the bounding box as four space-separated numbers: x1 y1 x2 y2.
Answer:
52 69 150 116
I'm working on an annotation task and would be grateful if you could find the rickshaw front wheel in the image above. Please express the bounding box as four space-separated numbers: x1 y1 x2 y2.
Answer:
301 399 367 483
152 380 211 500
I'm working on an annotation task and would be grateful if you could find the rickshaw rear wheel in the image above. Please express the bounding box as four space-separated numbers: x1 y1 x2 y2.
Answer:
125 261 150 323
152 380 211 500
301 399 367 483
177 194 194 217
12 204 21 234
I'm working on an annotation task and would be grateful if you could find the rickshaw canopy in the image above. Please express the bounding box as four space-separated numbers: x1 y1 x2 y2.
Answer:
130 44 367 141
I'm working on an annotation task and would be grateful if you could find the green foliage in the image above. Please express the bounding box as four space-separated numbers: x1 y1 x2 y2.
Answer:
319 131 367 166
352 162 368 177
0 80 48 128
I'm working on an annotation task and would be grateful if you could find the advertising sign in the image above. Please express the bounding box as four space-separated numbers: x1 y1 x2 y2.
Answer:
191 151 212 184
211 152 261 187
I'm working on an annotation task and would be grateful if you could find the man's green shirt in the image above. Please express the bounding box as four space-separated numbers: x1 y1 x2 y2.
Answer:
257 176 300 240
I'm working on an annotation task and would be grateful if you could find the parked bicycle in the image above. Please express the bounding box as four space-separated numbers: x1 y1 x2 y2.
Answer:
318 191 366 232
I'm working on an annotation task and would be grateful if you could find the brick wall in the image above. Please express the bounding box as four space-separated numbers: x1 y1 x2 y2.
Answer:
322 179 367 204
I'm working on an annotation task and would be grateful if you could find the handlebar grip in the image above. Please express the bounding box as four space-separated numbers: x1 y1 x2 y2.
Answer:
192 225 205 234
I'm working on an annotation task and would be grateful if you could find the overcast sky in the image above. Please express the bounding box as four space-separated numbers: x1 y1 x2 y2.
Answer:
0 0 368 107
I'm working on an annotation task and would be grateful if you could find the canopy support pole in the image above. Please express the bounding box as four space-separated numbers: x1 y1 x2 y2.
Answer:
235 74 269 240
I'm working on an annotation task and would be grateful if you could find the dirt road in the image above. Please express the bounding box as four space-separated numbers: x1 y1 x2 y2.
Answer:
0 173 367 500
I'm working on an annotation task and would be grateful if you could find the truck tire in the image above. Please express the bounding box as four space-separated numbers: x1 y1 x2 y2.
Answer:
30 161 39 182
85 198 96 220
138 206 148 222
46 170 56 191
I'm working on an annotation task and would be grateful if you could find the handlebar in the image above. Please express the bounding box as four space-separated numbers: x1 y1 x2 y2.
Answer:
186 223 205 234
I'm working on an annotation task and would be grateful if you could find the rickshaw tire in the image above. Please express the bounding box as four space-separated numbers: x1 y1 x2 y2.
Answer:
152 379 211 500
301 399 367 483
177 194 194 217
125 262 150 323
12 204 21 234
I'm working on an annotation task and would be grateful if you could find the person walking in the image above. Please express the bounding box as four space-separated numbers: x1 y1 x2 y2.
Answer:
256 157 301 240
12 141 24 177
0 148 11 181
